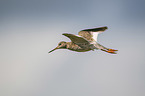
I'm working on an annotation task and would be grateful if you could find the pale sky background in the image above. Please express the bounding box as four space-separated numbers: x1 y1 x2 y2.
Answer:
0 0 145 96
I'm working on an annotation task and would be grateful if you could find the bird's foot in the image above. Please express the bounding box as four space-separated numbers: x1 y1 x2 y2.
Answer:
108 49 118 51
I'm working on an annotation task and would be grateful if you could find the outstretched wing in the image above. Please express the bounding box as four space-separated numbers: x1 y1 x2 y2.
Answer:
78 26 108 42
62 33 90 48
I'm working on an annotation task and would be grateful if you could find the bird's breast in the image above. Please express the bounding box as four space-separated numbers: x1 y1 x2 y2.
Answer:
66 42 91 52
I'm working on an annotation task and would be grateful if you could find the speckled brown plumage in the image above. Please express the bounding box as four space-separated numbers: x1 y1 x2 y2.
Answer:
66 42 92 52
48 26 118 54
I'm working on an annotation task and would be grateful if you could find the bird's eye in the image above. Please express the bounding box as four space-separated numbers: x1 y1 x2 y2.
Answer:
59 43 61 46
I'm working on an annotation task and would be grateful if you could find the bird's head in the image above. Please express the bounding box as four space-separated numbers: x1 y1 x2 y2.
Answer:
48 41 67 53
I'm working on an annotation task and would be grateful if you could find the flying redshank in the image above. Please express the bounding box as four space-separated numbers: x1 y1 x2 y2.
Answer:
48 26 118 54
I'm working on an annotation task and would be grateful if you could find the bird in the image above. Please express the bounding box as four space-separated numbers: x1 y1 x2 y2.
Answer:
48 26 118 54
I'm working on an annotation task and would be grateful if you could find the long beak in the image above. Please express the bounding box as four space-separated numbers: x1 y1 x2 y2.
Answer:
48 47 58 53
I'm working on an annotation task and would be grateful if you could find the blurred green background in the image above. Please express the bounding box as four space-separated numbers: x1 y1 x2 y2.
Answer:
0 0 145 96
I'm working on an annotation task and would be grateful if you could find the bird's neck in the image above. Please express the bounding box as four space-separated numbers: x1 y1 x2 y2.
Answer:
66 42 81 50
66 42 73 48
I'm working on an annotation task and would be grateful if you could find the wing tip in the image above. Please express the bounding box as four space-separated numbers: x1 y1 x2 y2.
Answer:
103 26 108 29
62 33 69 36
82 26 108 32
